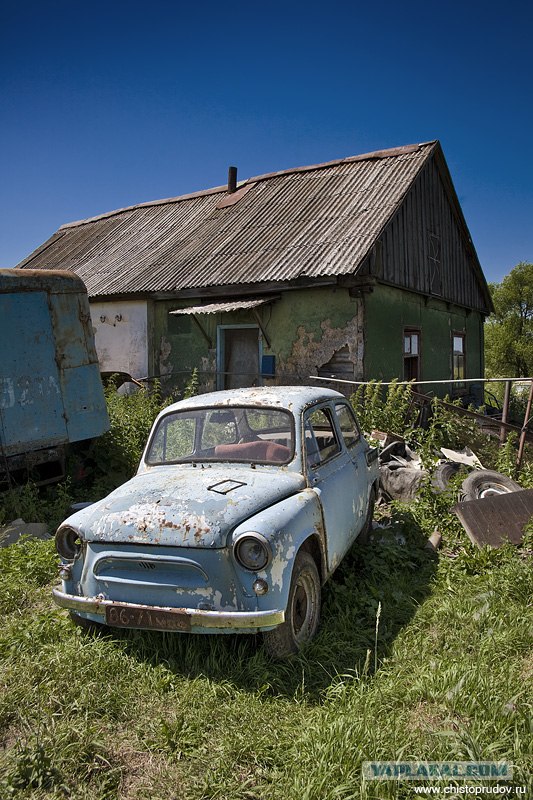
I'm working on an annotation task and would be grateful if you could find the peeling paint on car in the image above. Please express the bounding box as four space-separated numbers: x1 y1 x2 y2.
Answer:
52 386 378 642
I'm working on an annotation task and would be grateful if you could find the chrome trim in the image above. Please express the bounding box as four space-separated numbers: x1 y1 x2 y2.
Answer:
52 587 284 630
92 552 209 580
232 531 272 571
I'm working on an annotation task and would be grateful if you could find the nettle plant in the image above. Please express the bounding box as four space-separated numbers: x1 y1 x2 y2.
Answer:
350 380 415 438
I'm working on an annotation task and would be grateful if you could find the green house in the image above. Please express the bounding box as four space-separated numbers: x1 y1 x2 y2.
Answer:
17 140 492 399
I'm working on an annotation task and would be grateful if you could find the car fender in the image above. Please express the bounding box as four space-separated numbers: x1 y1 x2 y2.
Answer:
231 487 326 616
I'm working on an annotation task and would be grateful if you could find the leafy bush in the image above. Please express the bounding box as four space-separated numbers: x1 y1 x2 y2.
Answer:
82 379 172 496
0 480 75 532
350 380 416 436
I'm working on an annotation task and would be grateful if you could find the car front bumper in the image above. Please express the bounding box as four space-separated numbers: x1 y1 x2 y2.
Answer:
52 587 284 633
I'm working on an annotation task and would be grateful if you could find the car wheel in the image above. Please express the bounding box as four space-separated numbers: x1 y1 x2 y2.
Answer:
460 469 522 501
432 461 466 492
357 486 376 545
263 551 321 658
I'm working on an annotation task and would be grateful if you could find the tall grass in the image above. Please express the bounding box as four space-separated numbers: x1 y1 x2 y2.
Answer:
0 516 530 799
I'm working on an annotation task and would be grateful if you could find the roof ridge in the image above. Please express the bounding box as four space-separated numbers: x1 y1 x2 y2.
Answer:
59 140 437 230
245 141 436 183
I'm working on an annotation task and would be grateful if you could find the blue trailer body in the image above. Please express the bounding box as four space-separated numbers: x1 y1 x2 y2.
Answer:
0 269 109 482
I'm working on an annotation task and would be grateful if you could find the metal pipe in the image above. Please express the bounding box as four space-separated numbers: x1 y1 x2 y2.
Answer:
311 375 533 387
500 380 512 444
228 166 237 194
517 381 533 470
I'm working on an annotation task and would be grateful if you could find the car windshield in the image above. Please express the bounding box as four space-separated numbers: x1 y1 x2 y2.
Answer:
146 406 294 465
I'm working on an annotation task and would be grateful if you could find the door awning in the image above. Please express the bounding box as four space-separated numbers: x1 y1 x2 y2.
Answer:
169 298 271 316
169 297 276 348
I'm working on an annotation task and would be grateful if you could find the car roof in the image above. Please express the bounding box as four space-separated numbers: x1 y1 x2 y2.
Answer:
160 385 345 416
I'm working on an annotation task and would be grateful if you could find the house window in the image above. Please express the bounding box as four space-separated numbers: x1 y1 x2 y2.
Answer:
403 329 420 381
453 333 466 380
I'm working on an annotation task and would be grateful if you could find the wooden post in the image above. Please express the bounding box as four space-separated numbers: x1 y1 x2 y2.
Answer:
516 380 533 470
500 380 512 444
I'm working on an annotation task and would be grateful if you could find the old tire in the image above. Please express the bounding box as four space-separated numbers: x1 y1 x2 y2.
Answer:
432 461 466 492
263 551 321 658
357 486 376 545
460 470 522 501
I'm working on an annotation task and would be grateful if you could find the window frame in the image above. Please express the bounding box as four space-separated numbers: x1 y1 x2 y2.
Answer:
145 404 295 466
403 328 421 382
334 401 361 450
452 331 466 381
303 404 341 469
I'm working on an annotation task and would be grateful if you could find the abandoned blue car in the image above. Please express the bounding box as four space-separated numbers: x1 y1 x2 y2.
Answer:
53 386 379 656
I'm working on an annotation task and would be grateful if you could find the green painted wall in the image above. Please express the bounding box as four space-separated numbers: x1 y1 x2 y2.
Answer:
363 284 484 393
152 287 363 392
151 283 484 398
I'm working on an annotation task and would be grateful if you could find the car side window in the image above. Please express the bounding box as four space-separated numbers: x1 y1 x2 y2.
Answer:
304 407 341 466
335 403 361 449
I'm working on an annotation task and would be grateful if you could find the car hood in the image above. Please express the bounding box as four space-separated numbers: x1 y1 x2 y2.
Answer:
66 465 306 548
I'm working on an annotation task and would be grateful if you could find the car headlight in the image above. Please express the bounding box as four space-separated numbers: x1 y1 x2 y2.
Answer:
233 532 272 571
55 526 84 561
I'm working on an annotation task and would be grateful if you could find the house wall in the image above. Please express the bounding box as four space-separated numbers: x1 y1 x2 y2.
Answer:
90 300 148 379
153 286 364 393
89 285 484 401
363 284 484 399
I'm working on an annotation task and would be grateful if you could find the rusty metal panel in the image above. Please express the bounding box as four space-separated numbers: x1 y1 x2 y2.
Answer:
0 269 109 461
452 489 533 547
170 298 270 315
0 288 68 454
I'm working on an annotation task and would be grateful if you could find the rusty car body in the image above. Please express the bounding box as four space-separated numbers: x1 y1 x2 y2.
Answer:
53 386 379 656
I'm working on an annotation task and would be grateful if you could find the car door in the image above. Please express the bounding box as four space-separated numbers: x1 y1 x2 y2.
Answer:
303 403 361 573
333 401 372 531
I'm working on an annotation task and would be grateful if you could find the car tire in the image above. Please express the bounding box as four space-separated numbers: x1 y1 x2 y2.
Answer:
263 551 321 658
432 461 466 492
357 486 376 546
459 470 522 501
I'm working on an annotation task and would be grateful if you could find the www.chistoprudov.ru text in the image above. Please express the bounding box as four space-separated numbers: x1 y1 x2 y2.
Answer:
411 786 526 796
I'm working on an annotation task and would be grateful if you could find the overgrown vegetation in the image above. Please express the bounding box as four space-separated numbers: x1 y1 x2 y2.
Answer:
351 379 533 481
0 380 531 799
485 261 533 378
85 378 170 496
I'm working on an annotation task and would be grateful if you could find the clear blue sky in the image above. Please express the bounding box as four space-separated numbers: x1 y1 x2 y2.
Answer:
1 0 531 283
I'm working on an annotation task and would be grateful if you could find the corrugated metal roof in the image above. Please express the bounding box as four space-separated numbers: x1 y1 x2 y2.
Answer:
170 298 271 315
17 142 438 296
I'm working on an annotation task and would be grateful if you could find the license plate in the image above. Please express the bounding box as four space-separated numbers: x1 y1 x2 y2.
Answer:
105 604 191 632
